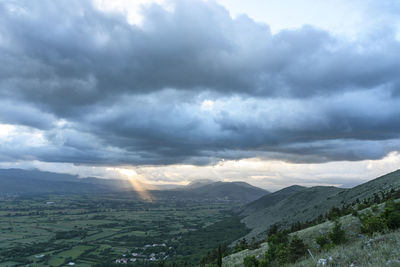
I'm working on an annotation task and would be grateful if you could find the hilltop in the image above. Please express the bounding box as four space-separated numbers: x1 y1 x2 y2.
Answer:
181 181 269 202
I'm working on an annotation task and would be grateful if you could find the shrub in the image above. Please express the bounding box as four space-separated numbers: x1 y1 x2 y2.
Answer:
360 212 386 235
316 235 330 250
382 200 400 230
358 203 369 210
371 204 379 213
258 259 269 267
243 255 259 267
386 211 400 230
351 209 359 217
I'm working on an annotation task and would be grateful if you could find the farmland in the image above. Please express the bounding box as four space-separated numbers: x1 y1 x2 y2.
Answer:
0 193 247 266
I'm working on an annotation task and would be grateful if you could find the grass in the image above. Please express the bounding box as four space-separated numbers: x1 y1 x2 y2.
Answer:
223 243 268 267
46 245 93 266
223 201 398 267
290 230 400 267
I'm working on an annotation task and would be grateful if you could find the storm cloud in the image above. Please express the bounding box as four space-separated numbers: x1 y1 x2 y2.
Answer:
0 0 400 166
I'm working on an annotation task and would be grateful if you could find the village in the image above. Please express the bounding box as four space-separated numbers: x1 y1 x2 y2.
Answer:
114 243 171 264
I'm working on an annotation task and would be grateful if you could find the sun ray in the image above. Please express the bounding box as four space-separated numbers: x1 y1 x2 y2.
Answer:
114 168 154 201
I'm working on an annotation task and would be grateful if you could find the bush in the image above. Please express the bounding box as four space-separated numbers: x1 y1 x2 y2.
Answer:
371 204 379 213
386 211 400 230
243 255 259 267
316 235 330 250
360 212 386 235
358 203 369 210
351 209 359 217
382 200 400 230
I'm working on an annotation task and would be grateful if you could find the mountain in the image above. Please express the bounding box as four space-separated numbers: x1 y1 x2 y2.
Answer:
186 179 215 189
239 169 400 241
0 169 268 203
182 181 269 202
240 185 306 216
340 169 400 204
0 168 141 195
149 181 269 203
0 169 112 195
240 185 345 240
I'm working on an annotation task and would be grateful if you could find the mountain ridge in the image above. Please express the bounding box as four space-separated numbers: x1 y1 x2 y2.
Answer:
0 168 268 203
239 169 400 241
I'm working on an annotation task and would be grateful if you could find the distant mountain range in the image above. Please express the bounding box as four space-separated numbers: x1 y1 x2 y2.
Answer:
3 168 399 224
0 169 268 203
0 169 122 194
177 181 268 202
239 169 400 240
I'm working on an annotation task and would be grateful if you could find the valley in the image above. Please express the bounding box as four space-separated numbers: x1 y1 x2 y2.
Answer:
0 193 247 266
1 169 400 266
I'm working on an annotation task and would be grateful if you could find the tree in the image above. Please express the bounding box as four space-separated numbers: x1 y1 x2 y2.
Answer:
264 231 289 265
329 220 346 245
288 235 307 262
267 224 278 236
217 244 222 267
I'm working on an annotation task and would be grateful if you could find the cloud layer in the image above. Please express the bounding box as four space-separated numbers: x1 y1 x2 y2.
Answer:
0 0 400 167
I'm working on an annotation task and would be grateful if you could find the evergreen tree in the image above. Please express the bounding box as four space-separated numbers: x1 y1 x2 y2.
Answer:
288 235 307 262
217 244 222 267
329 220 346 245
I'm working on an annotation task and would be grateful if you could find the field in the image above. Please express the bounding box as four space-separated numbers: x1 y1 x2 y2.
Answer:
0 193 247 266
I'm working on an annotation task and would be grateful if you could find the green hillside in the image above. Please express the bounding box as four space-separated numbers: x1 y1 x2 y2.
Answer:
224 197 400 267
240 186 345 240
239 170 400 241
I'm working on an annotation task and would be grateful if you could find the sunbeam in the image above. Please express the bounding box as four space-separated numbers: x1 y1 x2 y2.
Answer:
116 168 154 201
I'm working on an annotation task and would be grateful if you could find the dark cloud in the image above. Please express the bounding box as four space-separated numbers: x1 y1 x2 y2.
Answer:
0 100 56 129
0 0 399 166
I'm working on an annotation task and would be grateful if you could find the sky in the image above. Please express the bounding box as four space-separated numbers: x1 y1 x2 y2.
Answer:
0 0 400 191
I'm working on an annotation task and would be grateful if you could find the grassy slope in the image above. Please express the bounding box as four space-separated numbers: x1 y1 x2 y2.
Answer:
223 201 400 267
341 169 400 204
239 170 400 241
241 186 345 240
290 230 400 267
